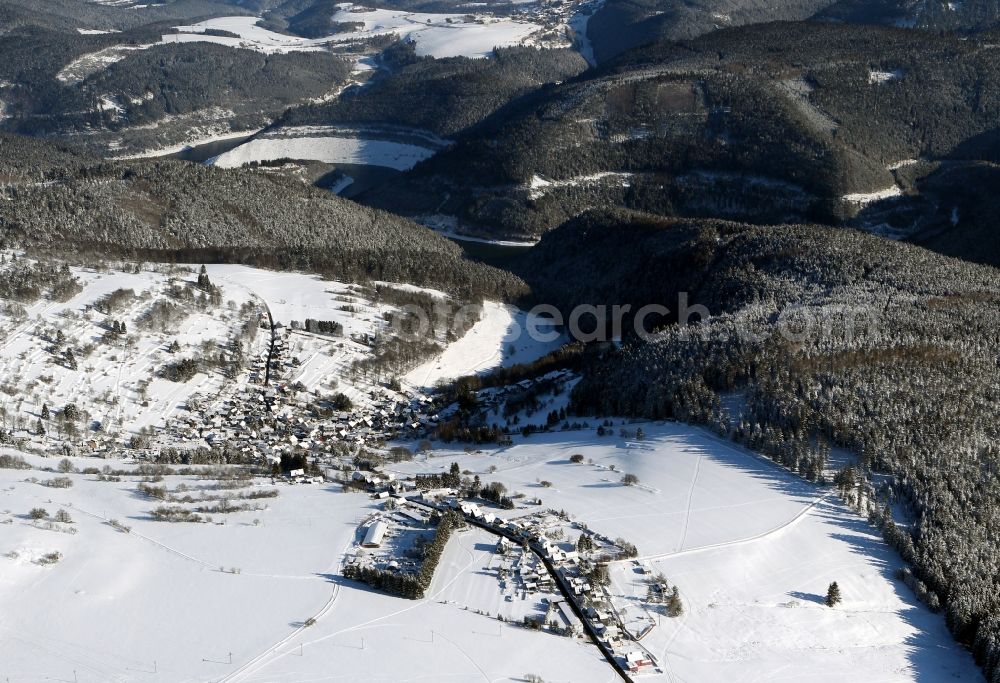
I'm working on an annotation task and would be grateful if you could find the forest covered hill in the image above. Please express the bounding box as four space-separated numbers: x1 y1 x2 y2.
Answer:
3 41 349 138
0 133 523 301
361 22 1000 241
281 44 588 138
585 0 836 62
585 0 1000 65
516 208 1000 681
0 0 250 33
0 1 356 155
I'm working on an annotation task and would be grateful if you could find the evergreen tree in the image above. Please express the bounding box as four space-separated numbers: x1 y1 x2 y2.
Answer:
826 581 842 607
667 587 684 616
40 403 49 420
197 265 212 291
63 403 80 422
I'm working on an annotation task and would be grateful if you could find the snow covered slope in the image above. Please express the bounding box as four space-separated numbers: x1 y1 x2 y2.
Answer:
0 420 980 681
162 11 545 59
209 129 440 171
405 302 567 388
389 424 982 682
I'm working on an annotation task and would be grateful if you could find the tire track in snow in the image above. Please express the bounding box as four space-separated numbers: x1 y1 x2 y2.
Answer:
228 527 484 683
622 491 834 564
213 526 363 683
64 502 218 569
676 453 702 552
214 581 342 683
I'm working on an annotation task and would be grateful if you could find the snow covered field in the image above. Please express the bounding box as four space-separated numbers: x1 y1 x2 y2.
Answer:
0 424 981 683
329 7 543 59
204 264 384 338
388 425 982 682
843 184 904 205
0 455 357 682
0 450 609 683
0 419 981 682
209 129 440 171
164 16 330 54
162 10 545 60
405 301 567 388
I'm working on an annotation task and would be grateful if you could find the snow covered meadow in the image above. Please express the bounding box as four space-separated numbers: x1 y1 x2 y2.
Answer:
163 10 548 60
0 421 980 682
208 126 450 172
405 301 567 389
387 425 983 682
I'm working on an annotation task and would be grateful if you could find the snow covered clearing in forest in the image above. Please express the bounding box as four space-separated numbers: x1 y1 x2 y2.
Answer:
162 11 543 60
528 171 633 199
328 6 543 59
869 69 904 84
57 45 148 84
164 16 330 54
209 133 438 171
843 185 903 205
405 302 567 388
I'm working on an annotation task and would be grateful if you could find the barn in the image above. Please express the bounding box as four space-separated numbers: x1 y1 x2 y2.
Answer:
362 520 388 548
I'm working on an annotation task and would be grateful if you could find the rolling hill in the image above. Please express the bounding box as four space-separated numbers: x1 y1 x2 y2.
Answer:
361 22 1000 241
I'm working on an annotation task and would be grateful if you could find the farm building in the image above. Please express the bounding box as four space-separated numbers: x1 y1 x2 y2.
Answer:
624 651 654 673
362 520 388 548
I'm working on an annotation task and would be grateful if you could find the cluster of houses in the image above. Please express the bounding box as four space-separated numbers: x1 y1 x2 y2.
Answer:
345 470 660 678
476 507 660 676
469 369 575 415
156 328 444 462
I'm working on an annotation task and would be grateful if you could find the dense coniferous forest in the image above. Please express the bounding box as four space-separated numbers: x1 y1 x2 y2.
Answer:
0 134 524 301
585 0 838 62
1 41 349 138
0 26 121 87
80 45 347 127
0 132 92 181
908 163 1000 267
282 45 588 137
365 22 1000 240
0 0 251 33
586 0 1000 65
518 209 1000 680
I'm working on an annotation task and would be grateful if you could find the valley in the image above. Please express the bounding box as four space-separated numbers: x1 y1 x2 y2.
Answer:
3 0 1000 681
